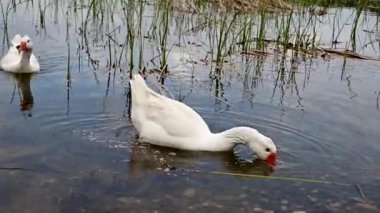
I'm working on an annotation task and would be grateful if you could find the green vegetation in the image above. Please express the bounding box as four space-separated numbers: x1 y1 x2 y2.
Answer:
1 0 379 91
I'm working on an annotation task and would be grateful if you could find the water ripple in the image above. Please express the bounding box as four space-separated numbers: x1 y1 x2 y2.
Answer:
36 111 135 149
194 106 371 169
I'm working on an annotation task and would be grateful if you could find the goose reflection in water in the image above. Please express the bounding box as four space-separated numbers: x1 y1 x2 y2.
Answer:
10 73 34 116
127 142 274 181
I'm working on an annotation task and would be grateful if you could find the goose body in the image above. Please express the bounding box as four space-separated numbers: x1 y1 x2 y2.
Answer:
130 74 277 166
0 34 40 73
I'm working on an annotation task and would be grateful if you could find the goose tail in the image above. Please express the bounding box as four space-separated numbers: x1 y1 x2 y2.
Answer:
130 74 148 100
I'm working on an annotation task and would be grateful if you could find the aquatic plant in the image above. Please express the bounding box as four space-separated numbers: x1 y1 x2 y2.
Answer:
1 0 378 108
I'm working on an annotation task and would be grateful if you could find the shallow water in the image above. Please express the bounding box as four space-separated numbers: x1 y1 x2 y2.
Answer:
0 1 380 212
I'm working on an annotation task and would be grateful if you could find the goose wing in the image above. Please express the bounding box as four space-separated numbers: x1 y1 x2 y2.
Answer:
30 54 40 72
131 75 210 138
0 47 20 71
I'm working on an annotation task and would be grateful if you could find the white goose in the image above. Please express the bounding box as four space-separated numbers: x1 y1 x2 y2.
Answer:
0 34 40 73
130 74 277 167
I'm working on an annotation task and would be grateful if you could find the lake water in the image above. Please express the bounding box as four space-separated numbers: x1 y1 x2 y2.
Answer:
0 1 379 212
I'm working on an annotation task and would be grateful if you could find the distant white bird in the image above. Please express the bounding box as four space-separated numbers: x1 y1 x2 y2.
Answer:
0 34 40 73
130 74 277 167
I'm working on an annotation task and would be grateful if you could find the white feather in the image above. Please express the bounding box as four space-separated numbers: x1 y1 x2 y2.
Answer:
130 74 210 150
11 34 22 46
0 34 40 73
130 74 277 161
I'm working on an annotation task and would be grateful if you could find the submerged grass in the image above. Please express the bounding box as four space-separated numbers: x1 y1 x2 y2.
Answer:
208 170 351 185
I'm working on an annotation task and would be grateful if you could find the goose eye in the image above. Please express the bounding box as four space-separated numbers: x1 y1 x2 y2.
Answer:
27 40 30 43
265 148 270 152
16 45 20 49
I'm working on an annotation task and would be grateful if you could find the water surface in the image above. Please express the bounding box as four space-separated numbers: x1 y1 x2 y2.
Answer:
0 1 379 212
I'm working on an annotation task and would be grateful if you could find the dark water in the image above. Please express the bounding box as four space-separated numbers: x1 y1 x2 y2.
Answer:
0 1 380 212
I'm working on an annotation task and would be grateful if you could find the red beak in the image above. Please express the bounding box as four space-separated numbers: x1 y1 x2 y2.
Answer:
20 41 27 51
266 153 277 167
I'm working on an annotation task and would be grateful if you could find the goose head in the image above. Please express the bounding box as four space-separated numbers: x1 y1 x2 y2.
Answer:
223 127 277 167
11 35 33 54
247 131 277 167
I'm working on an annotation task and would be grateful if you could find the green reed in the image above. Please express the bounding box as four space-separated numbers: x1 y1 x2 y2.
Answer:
349 0 368 52
0 0 13 48
213 11 238 66
276 10 293 54
38 0 45 29
256 9 266 51
1 0 378 99
123 0 137 77
240 14 254 52
137 0 144 71
157 0 171 73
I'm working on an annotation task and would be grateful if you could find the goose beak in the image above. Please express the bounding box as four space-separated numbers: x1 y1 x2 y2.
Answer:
20 41 27 51
266 153 277 167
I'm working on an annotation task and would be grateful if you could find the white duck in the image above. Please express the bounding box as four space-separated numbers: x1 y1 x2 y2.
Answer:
130 74 277 167
0 34 40 73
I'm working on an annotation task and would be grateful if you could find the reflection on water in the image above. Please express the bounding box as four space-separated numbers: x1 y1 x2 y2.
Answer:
10 73 34 115
127 143 274 180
